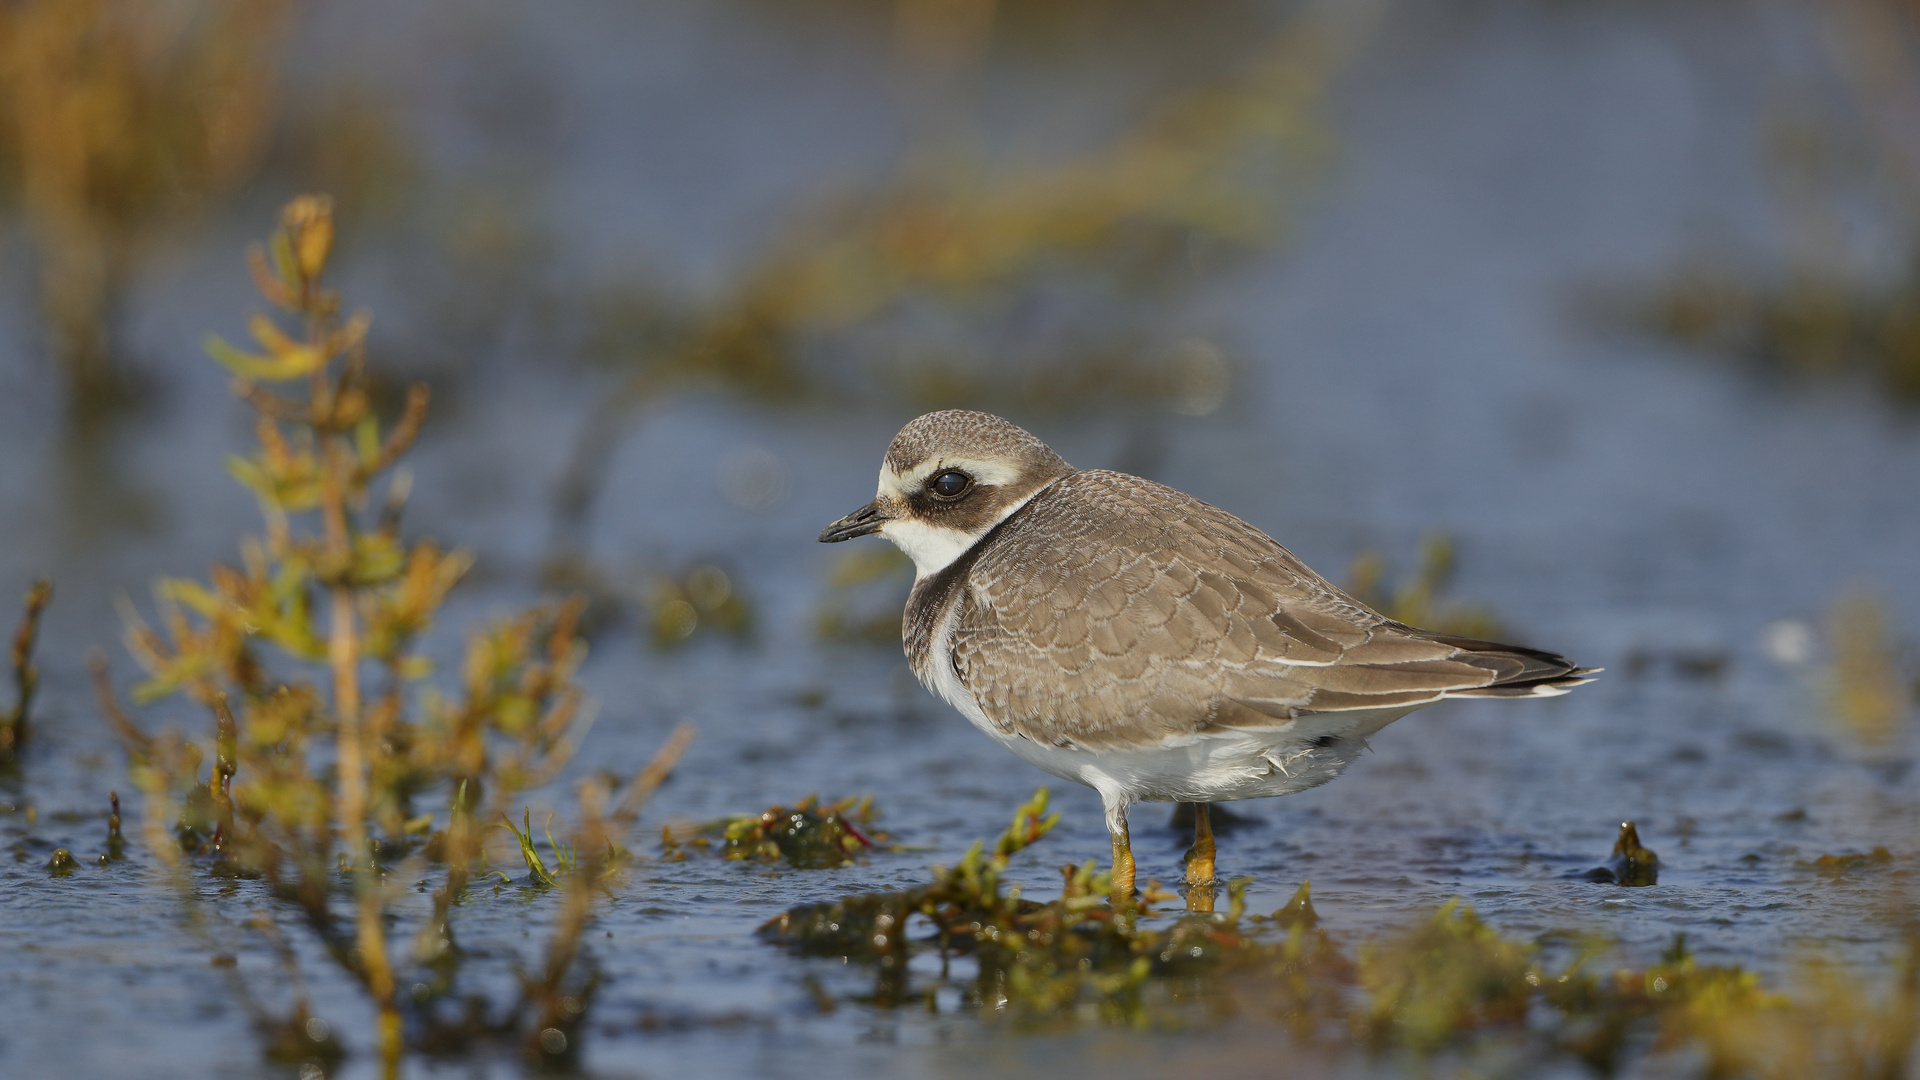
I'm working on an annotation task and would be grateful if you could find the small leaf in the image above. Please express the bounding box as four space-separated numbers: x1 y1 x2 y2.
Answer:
355 416 381 467
206 334 324 382
503 809 559 887
268 230 299 291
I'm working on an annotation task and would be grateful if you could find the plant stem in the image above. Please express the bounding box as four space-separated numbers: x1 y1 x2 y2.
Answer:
2 577 52 760
319 356 399 1071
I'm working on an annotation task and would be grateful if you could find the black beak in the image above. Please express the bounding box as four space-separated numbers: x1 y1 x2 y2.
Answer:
818 499 890 543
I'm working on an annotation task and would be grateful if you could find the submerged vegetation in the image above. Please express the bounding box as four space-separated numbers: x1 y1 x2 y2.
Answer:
92 197 694 1073
717 796 883 868
759 789 1093 981
661 795 887 868
767 791 1918 1075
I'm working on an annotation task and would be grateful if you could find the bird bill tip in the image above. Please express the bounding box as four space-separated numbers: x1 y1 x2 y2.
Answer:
818 500 891 543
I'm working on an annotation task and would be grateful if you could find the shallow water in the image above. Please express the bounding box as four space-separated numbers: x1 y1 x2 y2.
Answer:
1 1 1916 1077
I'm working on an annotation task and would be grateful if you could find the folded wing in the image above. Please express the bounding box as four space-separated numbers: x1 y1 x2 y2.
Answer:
949 470 1595 750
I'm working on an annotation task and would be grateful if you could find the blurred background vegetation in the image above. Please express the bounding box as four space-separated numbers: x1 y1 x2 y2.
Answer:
11 0 1920 428
0 0 1380 571
0 0 290 410
1632 0 1920 401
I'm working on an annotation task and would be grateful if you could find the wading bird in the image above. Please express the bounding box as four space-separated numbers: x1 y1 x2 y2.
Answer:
820 411 1595 904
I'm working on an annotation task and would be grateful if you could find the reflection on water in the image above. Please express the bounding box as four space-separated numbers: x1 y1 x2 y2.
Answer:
0 0 1916 1077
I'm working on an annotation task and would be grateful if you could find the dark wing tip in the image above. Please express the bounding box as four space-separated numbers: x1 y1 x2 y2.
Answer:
1412 631 1598 698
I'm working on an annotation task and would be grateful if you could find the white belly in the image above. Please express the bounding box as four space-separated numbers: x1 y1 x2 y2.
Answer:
916 598 1415 807
987 726 1373 804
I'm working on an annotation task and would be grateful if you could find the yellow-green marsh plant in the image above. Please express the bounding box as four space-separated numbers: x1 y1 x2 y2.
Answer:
2 578 52 765
98 196 692 1074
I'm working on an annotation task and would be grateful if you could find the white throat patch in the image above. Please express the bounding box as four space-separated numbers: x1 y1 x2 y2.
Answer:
879 519 980 579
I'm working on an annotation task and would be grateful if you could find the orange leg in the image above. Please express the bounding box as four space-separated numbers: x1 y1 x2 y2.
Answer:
1184 802 1217 912
1110 814 1136 901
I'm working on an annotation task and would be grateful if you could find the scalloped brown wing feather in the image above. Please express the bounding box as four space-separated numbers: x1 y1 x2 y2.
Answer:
940 471 1589 752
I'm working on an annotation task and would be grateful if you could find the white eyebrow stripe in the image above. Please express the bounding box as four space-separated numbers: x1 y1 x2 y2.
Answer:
877 457 1021 499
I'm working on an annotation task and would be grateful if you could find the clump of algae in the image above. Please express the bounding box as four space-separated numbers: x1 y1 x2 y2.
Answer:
759 789 1063 960
725 796 882 868
660 796 887 868
765 792 1920 1072
93 196 694 1074
761 789 1309 1025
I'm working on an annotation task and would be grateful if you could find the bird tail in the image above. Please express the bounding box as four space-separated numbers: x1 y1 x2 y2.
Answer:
1422 632 1601 699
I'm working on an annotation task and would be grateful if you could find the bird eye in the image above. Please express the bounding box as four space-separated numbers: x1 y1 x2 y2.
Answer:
929 470 972 499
